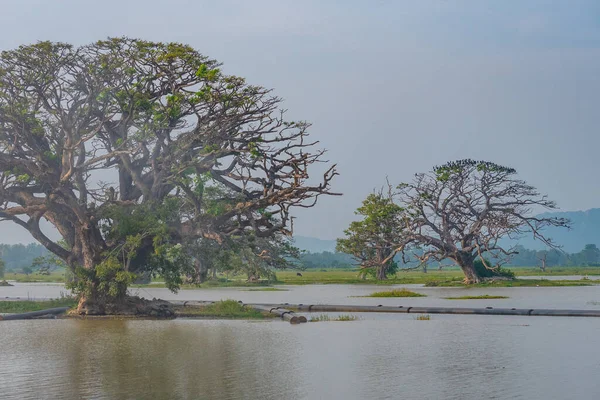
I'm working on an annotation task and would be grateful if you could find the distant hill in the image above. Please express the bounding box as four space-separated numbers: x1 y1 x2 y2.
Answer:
512 208 600 253
292 236 337 253
293 208 600 254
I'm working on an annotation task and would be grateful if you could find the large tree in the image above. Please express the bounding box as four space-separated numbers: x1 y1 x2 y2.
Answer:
337 192 404 280
0 39 337 313
396 160 569 283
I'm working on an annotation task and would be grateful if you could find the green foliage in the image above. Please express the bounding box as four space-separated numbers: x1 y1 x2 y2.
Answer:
474 258 515 279
336 314 358 321
337 193 404 280
31 255 64 275
0 258 4 279
433 159 516 182
99 199 194 292
309 314 358 322
66 258 136 302
189 234 301 284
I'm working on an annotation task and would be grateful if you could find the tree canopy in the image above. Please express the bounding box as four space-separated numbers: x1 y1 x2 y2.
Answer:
0 38 337 313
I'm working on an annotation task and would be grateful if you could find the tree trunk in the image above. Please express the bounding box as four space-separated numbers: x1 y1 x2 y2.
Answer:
195 259 208 283
456 253 482 284
77 289 109 315
376 265 387 280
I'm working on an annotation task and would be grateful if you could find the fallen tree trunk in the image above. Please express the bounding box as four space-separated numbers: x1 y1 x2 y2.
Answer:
250 305 307 324
0 307 69 321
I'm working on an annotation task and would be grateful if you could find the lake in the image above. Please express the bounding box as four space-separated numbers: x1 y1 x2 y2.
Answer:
2 283 600 399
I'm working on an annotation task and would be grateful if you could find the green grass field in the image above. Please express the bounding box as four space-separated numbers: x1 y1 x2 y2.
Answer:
4 266 599 288
275 268 599 287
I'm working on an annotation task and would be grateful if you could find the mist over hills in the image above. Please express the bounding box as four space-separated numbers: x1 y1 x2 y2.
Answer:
293 209 600 254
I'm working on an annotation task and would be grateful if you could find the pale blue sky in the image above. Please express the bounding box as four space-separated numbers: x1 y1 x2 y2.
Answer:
1 1 599 242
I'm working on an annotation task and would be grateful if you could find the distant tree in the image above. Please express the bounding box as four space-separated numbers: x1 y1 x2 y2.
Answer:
395 160 569 283
0 257 5 279
337 191 405 280
575 244 600 266
537 252 548 272
22 265 33 276
186 233 301 284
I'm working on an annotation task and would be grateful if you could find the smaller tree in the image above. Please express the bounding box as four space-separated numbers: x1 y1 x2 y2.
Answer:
337 192 404 280
537 252 548 272
22 266 33 276
0 257 5 279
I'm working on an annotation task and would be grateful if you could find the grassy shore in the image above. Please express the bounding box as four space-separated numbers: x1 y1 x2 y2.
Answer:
0 298 77 313
174 300 271 319
309 313 358 322
425 279 593 287
365 289 427 298
275 270 597 287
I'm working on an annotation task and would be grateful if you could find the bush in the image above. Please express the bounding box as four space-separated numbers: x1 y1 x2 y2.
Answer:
474 258 515 279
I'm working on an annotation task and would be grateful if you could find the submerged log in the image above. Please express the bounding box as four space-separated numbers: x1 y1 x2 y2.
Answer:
0 307 69 321
250 305 307 324
247 303 600 318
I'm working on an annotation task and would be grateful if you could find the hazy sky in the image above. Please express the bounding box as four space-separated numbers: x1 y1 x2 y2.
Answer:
1 1 599 243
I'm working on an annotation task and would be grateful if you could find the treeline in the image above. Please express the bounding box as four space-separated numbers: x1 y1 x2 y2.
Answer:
502 244 600 267
0 243 55 272
1 242 598 275
299 243 600 269
299 251 354 269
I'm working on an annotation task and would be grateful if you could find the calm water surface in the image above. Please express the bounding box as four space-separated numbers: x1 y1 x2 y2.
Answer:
2 284 600 399
2 316 600 399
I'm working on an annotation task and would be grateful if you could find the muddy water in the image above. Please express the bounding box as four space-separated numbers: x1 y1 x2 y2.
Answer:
2 284 600 399
2 316 600 399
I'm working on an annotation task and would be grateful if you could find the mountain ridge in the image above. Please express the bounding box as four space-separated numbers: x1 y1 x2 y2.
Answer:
294 208 600 254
